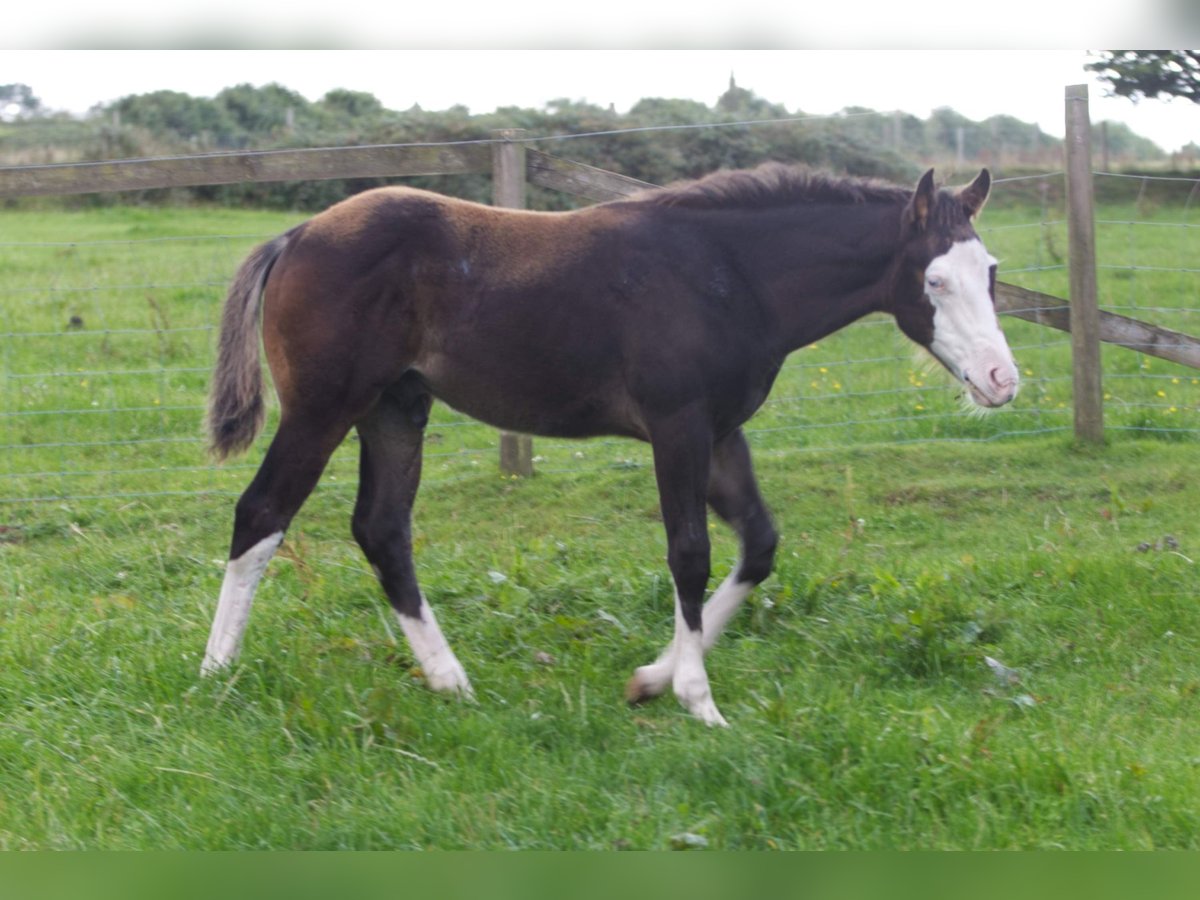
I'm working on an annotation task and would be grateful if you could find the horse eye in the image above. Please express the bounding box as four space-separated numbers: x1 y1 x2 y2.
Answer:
926 275 945 291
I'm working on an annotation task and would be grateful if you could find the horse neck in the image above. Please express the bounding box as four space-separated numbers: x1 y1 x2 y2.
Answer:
713 201 904 353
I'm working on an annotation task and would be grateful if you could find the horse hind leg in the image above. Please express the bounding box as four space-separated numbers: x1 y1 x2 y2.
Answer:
201 531 282 675
352 383 472 697
202 409 358 674
626 428 777 709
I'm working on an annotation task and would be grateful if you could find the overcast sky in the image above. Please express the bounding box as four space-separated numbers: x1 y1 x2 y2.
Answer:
7 3 1200 153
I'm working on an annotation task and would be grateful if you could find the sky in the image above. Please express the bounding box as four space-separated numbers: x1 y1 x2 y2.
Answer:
6 3 1200 154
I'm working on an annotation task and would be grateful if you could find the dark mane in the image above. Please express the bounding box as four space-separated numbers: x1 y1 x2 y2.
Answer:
637 162 913 211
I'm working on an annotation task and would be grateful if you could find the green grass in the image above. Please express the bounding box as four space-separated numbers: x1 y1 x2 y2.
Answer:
0 196 1198 848
2 439 1199 848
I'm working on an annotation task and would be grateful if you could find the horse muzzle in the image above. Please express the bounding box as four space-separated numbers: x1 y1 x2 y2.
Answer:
962 360 1019 408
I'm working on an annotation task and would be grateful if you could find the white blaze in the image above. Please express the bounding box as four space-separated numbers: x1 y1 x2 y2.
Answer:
925 239 1019 408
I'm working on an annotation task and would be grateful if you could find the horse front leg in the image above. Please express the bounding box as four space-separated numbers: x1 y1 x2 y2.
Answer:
626 428 777 720
628 410 727 727
697 428 778 647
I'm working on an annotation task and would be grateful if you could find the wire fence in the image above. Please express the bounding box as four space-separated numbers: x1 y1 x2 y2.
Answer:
1 133 1198 509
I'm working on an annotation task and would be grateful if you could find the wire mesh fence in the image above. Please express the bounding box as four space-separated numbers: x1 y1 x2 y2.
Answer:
1 152 1197 509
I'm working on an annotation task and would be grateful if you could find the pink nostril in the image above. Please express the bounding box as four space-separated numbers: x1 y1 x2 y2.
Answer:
987 365 1019 403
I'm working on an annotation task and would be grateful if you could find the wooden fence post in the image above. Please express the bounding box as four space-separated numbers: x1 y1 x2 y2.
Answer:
492 129 535 476
1064 84 1104 444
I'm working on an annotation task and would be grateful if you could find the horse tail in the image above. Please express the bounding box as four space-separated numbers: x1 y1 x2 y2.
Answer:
207 234 289 461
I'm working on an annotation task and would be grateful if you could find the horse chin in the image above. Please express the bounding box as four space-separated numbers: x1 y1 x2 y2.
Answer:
963 378 1016 409
965 381 997 409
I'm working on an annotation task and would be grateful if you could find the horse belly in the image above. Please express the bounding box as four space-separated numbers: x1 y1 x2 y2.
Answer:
419 358 641 440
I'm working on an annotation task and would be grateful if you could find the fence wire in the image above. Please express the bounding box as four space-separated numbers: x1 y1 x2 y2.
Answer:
0 167 1197 507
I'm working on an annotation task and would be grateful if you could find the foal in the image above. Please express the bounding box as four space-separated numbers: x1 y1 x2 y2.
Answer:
202 164 1017 726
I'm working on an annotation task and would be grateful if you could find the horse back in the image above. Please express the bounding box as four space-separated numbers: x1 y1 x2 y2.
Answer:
261 186 780 439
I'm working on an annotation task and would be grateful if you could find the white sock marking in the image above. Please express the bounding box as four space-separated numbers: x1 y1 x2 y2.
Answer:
700 571 754 652
200 531 283 675
629 568 753 702
669 595 728 727
397 596 473 697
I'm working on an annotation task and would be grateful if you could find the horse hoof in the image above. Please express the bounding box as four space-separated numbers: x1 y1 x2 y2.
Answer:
199 655 229 677
625 664 672 704
625 674 653 705
673 676 729 727
423 663 474 699
686 696 730 728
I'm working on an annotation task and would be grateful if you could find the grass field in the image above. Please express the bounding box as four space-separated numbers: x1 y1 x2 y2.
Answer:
1 192 1198 848
2 438 1198 849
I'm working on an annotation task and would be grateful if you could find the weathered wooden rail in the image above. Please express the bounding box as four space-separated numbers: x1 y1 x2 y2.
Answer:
0 142 654 202
996 282 1200 370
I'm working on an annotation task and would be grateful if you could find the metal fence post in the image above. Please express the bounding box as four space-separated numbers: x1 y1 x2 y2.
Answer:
1064 84 1104 444
492 129 535 476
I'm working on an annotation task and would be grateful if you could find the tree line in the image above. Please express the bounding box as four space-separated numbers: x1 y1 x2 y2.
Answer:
0 76 1177 211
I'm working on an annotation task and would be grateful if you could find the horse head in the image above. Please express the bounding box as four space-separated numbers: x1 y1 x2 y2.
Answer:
891 168 1019 408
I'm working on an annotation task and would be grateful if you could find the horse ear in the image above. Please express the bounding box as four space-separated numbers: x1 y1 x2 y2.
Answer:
905 168 937 232
959 168 992 219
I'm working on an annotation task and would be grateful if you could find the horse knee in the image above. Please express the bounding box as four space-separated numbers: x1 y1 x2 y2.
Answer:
737 522 778 585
